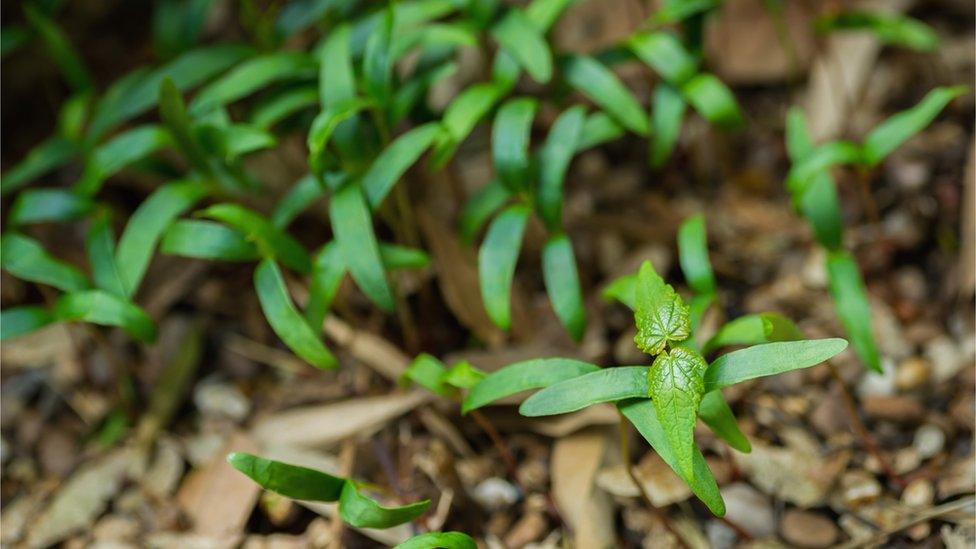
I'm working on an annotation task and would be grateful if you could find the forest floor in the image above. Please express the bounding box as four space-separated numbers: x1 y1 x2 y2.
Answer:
1 0 975 548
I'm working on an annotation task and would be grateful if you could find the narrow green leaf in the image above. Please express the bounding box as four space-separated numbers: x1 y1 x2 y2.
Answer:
542 234 586 341
524 0 576 30
1 25 30 58
816 11 939 52
395 531 477 549
24 4 92 91
704 338 850 391
618 398 726 516
304 243 344 331
195 123 277 161
688 293 714 335
199 203 312 273
462 358 600 413
1 233 90 292
271 174 325 229
702 312 803 354
561 55 649 136
362 9 396 106
338 481 430 529
628 31 697 85
319 24 355 107
491 9 552 83
330 182 395 311
363 123 441 209
698 390 751 453
228 452 345 502
250 86 319 130
785 140 863 195
159 78 212 174
492 98 537 191
1 306 54 340
85 212 127 297
1 137 78 196
520 366 650 416
403 353 450 396
602 273 637 310
634 261 691 355
443 361 486 390
647 346 707 479
379 244 430 270
116 181 208 297
478 204 530 329
459 179 510 243
576 111 625 151
432 82 505 168
681 73 743 129
8 188 94 225
862 86 967 166
75 125 173 196
255 258 337 369
826 251 881 373
189 52 315 115
648 0 720 25
53 290 156 342
160 219 258 261
784 108 845 249
537 105 585 229
307 98 374 176
649 84 686 168
677 214 716 295
391 61 457 125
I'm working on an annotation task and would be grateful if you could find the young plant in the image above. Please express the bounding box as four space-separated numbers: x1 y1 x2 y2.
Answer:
815 9 940 52
785 85 967 373
227 452 475 548
462 215 848 515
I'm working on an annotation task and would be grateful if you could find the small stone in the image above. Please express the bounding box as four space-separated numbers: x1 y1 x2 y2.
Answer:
895 357 930 391
925 336 963 384
913 424 946 460
840 470 882 507
862 395 923 423
892 448 922 475
504 512 546 548
706 520 738 549
721 483 775 538
93 515 139 542
779 509 839 548
949 393 975 430
193 380 251 422
472 477 520 511
857 361 897 398
901 479 935 507
809 387 848 436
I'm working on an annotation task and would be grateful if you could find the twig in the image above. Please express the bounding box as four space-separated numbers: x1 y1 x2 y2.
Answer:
833 496 975 549
468 408 520 480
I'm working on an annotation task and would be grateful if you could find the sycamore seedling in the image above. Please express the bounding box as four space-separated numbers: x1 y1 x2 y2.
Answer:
462 215 848 515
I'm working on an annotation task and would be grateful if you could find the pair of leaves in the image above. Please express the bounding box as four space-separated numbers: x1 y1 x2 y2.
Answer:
0 290 156 343
815 10 939 52
227 453 428 529
401 353 486 397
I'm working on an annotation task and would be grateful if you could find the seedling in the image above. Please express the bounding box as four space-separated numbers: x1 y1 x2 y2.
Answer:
815 9 940 52
227 452 475 548
462 216 848 515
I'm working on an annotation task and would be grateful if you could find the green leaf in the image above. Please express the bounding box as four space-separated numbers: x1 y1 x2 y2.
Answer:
634 261 691 355
492 98 537 191
618 398 725 516
379 244 430 270
362 123 441 209
704 338 850 391
462 358 600 413
1 233 90 292
304 243 345 331
520 366 650 416
688 292 714 335
541 234 586 341
1 137 78 196
250 86 319 130
395 531 478 549
271 175 325 229
319 24 355 107
362 8 396 106
677 214 715 295
330 182 395 311
254 258 337 369
432 82 505 168
7 188 94 225
0 306 54 340
459 179 510 243
561 55 649 136
74 125 173 196
628 31 697 86
85 212 127 297
491 9 552 83
189 52 315 115
702 312 803 354
116 181 208 297
199 203 312 273
227 452 345 502
403 353 450 396
648 0 720 26
160 219 259 261
698 390 751 453
681 73 743 129
391 61 457 125
537 105 585 229
195 123 277 161
338 481 430 529
53 290 156 342
307 98 374 176
1 25 30 58
826 251 881 373
159 78 212 174
478 204 530 330
24 4 92 91
649 84 686 168
524 0 576 30
443 361 486 390
602 273 636 310
815 11 939 52
647 346 707 479
785 140 863 195
786 109 844 250
576 111 625 151
862 86 967 166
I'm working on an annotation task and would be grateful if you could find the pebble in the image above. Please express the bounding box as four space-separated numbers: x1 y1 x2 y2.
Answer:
840 470 882 507
706 520 737 549
720 483 775 538
93 515 139 542
902 478 935 507
925 336 963 384
779 509 839 548
913 424 946 460
193 380 251 422
862 395 923 423
472 477 520 511
892 448 922 475
895 357 930 391
857 361 897 398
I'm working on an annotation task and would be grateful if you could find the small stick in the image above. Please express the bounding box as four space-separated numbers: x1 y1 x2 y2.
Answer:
834 495 975 549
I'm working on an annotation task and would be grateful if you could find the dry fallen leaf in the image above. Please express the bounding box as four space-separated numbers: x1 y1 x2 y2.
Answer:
551 427 616 548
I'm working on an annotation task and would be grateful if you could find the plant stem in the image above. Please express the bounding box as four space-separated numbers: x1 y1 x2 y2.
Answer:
826 362 906 488
856 166 881 225
468 409 520 480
